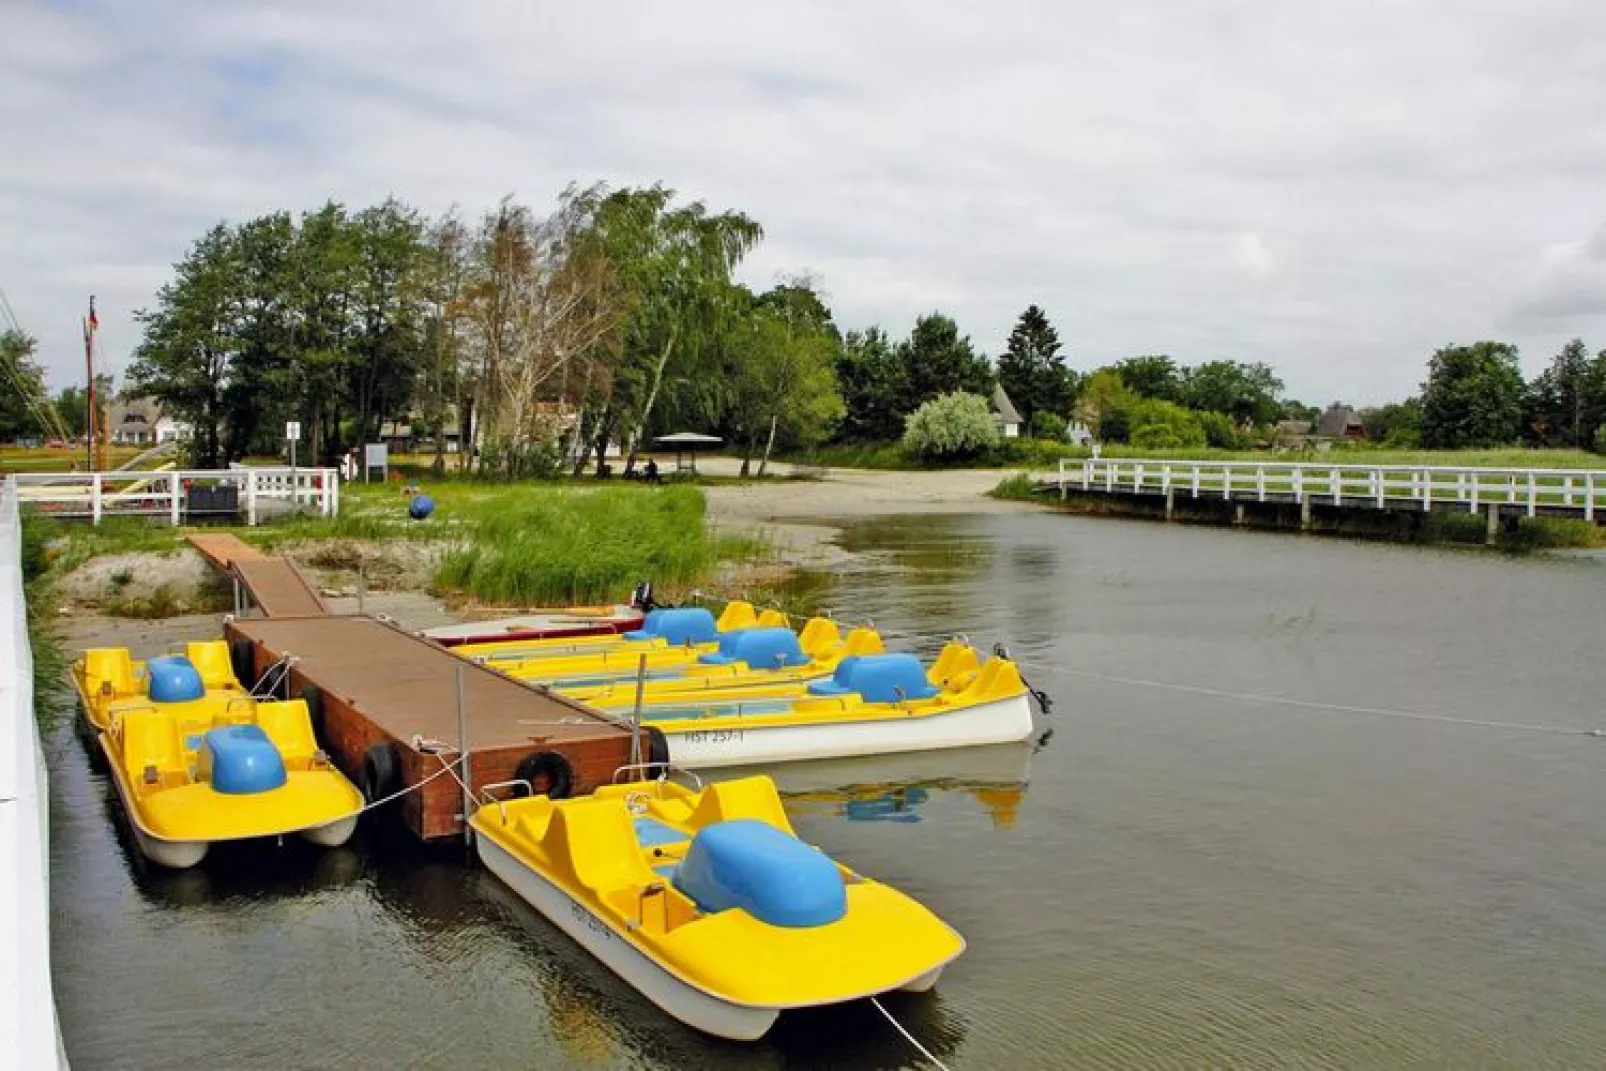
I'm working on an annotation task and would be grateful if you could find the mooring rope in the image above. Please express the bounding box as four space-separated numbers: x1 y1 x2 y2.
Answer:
871 996 951 1071
1015 659 1605 739
431 749 477 802
340 752 464 816
249 653 296 699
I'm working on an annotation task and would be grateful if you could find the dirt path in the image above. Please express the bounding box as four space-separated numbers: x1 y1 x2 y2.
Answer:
698 457 1048 568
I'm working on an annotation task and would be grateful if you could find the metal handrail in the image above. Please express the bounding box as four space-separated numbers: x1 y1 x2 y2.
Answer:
611 762 703 790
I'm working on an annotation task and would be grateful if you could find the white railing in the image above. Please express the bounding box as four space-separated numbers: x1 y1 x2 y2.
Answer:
1058 458 1603 520
10 467 340 526
0 478 71 1067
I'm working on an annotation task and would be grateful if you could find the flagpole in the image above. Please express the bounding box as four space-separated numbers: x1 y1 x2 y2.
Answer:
83 300 95 473
85 295 105 471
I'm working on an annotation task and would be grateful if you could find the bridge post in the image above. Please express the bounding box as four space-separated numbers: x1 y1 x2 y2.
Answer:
1165 488 1175 521
1485 503 1499 546
1300 497 1313 531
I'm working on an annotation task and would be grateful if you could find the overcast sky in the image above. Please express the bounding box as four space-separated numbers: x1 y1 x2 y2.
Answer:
4 0 1604 404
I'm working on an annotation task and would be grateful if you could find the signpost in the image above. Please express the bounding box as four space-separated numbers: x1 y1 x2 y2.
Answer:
286 421 301 512
364 442 388 484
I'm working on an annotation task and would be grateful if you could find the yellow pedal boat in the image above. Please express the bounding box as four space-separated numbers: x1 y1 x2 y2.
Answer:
451 600 776 662
89 650 362 868
471 772 965 1040
480 615 860 690
568 636 976 710
73 639 251 732
628 652 1032 768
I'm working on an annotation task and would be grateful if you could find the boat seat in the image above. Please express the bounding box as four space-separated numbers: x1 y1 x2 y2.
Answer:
547 800 660 894
838 628 885 657
119 707 185 779
185 641 239 689
254 700 318 763
83 648 138 698
796 617 840 657
714 600 758 632
687 777 795 835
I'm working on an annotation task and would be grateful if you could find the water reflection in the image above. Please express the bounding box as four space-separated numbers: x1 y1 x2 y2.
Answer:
756 743 1033 830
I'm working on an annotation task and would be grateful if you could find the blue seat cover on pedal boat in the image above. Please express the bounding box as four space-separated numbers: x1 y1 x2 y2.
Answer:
806 653 940 703
624 607 719 645
674 819 846 928
698 627 809 669
633 816 686 848
147 655 205 703
199 725 287 794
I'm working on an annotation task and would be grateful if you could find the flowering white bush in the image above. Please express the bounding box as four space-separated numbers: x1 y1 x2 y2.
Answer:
902 391 998 459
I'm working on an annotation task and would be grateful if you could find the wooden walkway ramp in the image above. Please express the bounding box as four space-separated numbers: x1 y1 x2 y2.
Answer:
225 616 639 841
188 533 328 618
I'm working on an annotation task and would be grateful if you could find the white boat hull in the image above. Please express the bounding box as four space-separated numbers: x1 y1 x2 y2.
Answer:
301 813 359 848
98 735 362 869
100 745 211 869
666 693 1034 769
476 834 780 1040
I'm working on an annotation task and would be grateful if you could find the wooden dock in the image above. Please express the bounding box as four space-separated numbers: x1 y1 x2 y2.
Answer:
224 615 642 841
188 533 328 618
1053 458 1606 543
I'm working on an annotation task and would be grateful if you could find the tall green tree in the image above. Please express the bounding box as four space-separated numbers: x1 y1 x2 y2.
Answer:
224 211 297 456
1110 355 1183 401
1527 338 1599 447
0 331 50 440
345 198 426 444
1180 360 1283 426
128 224 243 465
898 313 992 406
835 327 906 441
288 202 360 463
1419 342 1525 448
596 184 762 473
727 297 844 475
418 209 471 475
997 305 1076 435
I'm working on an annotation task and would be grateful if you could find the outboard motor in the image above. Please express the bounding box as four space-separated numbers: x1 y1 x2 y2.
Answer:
631 579 658 613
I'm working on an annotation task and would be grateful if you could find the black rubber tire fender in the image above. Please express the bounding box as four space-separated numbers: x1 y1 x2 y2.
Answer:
358 743 400 805
643 726 671 779
513 751 574 800
229 639 256 690
298 684 324 738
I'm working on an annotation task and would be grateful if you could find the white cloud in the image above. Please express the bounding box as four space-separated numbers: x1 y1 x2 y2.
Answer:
1233 234 1277 279
3 0 1606 405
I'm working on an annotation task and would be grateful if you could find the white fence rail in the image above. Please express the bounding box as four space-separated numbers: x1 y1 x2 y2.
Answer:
11 467 339 526
0 478 71 1067
1058 458 1603 521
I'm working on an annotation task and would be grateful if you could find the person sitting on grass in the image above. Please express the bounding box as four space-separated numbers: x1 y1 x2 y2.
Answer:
643 457 660 484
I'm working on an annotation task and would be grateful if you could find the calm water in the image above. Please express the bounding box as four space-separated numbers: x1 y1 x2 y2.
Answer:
50 513 1606 1068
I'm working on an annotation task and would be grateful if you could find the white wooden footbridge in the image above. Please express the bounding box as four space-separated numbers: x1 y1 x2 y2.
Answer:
1054 458 1606 542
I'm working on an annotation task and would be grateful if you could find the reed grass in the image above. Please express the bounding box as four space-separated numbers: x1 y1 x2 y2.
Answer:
19 509 71 730
433 484 748 605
